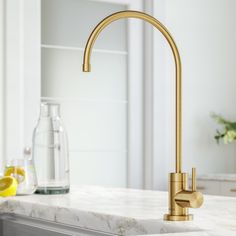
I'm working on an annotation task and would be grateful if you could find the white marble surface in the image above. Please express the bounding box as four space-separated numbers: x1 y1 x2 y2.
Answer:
0 186 236 235
139 230 236 236
193 173 236 182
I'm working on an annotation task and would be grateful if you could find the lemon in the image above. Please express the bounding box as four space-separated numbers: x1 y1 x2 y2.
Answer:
0 176 18 197
4 166 25 184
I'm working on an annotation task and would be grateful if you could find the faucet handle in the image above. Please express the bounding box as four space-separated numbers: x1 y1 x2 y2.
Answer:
174 168 203 209
192 167 196 191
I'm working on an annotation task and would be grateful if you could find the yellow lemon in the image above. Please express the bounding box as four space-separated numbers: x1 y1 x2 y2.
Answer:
0 176 18 197
4 166 25 184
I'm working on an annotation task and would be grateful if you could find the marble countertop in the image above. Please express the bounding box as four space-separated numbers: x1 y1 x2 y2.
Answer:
191 173 236 181
139 230 236 236
0 186 236 235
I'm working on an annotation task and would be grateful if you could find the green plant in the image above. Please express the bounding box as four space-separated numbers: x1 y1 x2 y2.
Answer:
211 113 236 144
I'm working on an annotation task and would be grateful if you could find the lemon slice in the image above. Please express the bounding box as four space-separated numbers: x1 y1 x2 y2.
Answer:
4 166 25 184
0 176 18 197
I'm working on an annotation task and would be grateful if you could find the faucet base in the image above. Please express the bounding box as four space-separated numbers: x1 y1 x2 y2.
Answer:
164 214 193 221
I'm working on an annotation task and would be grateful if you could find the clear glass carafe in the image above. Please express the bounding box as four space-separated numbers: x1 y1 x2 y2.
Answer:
32 103 70 194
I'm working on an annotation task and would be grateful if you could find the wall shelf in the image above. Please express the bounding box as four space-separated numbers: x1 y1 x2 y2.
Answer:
41 44 128 56
41 97 128 104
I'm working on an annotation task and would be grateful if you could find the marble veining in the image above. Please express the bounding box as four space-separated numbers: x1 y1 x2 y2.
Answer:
0 186 236 235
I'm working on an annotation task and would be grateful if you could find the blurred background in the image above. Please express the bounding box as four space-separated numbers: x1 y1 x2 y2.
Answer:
1 0 236 194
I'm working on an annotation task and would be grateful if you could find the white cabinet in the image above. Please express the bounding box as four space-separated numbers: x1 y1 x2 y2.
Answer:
195 180 221 195
190 179 236 197
3 0 145 188
41 0 129 188
220 182 236 197
0 214 113 236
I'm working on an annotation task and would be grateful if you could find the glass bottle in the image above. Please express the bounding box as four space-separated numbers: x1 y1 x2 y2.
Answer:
32 103 70 194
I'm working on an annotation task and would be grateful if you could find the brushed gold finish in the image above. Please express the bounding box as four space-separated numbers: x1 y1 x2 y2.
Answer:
175 191 203 208
82 10 182 173
82 10 203 221
167 173 189 218
165 170 203 221
164 214 193 221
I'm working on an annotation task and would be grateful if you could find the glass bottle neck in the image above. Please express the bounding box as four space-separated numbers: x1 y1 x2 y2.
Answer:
40 103 60 117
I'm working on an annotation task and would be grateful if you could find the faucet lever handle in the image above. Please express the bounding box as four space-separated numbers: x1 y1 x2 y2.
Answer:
192 167 196 191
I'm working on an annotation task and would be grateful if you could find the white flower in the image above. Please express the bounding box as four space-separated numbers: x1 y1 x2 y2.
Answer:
223 130 236 144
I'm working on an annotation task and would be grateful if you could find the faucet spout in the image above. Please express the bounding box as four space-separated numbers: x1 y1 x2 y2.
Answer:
82 10 203 221
82 10 182 173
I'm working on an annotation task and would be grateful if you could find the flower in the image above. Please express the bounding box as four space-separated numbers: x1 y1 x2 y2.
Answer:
211 113 236 144
223 130 236 144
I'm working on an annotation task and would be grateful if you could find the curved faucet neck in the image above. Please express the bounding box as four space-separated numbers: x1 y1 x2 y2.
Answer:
82 10 182 173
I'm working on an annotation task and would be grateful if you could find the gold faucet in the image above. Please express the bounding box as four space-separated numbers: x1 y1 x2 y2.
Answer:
82 10 203 221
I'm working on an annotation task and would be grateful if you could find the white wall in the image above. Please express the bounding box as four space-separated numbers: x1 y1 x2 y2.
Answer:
153 0 236 190
0 0 4 173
